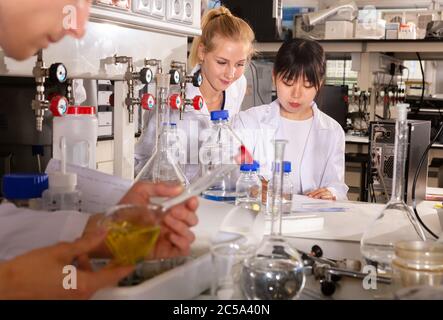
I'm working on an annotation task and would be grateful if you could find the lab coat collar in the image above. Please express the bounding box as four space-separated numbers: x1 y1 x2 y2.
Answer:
263 99 333 131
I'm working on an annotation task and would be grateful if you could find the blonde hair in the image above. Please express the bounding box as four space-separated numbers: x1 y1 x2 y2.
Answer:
189 6 255 68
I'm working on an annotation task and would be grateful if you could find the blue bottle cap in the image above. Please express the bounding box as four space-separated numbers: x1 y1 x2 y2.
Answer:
210 110 229 121
240 163 254 172
283 161 292 173
2 173 49 200
240 160 260 172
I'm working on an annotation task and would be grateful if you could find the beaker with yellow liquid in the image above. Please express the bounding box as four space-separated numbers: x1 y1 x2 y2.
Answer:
100 204 162 265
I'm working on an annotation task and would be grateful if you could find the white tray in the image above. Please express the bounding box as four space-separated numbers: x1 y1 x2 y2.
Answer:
91 199 263 300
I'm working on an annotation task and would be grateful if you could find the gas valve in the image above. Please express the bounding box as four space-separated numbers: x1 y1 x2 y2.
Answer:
169 94 183 110
169 69 181 85
184 95 204 111
49 95 69 117
141 93 156 111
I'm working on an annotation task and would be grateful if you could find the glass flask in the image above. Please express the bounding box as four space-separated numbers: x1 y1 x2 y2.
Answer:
240 140 305 300
135 73 188 185
360 103 427 274
98 204 162 266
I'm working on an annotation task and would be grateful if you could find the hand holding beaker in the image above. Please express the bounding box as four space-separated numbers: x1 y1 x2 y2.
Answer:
84 182 199 263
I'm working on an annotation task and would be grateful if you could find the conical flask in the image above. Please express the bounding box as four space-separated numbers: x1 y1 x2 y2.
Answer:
360 103 427 274
135 73 188 185
240 139 305 300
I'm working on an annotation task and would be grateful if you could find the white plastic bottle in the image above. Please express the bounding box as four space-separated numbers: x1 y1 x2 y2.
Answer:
52 105 98 169
235 161 261 212
42 137 82 211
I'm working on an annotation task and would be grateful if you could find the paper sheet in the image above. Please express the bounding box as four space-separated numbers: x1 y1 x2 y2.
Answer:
291 194 351 213
264 214 325 235
45 159 131 213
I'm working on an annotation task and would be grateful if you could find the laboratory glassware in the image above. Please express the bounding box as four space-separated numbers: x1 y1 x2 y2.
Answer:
200 110 243 202
266 161 293 215
99 204 161 265
240 140 305 300
135 73 188 185
235 161 262 212
360 103 427 274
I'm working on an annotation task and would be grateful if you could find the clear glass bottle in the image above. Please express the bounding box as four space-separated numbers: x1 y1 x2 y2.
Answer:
135 73 188 185
235 161 261 213
360 103 427 274
266 161 293 215
200 110 242 202
240 140 305 300
282 161 294 214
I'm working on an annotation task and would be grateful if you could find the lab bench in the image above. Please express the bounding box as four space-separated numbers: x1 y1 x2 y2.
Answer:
92 195 443 300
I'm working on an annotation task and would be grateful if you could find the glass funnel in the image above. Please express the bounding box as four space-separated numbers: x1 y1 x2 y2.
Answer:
240 140 305 300
135 73 188 185
360 103 427 274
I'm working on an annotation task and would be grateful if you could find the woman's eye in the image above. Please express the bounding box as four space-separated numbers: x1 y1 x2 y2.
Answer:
217 61 226 65
304 82 314 88
236 63 245 67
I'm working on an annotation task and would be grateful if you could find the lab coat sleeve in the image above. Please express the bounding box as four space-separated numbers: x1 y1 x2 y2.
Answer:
134 110 156 176
323 127 349 200
0 203 90 261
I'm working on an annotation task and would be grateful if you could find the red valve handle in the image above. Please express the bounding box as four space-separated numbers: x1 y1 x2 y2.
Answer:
49 95 69 117
193 95 204 110
169 94 183 110
141 93 155 110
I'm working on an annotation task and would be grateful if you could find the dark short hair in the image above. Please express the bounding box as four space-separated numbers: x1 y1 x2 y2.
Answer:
274 38 326 90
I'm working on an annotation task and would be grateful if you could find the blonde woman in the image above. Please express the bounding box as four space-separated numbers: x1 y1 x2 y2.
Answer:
135 6 255 182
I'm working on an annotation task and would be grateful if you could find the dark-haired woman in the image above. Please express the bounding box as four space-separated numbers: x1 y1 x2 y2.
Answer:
234 38 348 200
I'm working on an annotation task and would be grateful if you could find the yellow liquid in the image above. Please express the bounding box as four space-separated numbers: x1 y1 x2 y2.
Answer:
105 221 161 265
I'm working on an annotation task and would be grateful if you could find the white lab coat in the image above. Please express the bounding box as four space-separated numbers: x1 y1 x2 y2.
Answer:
233 100 349 200
134 65 247 182
0 203 90 260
